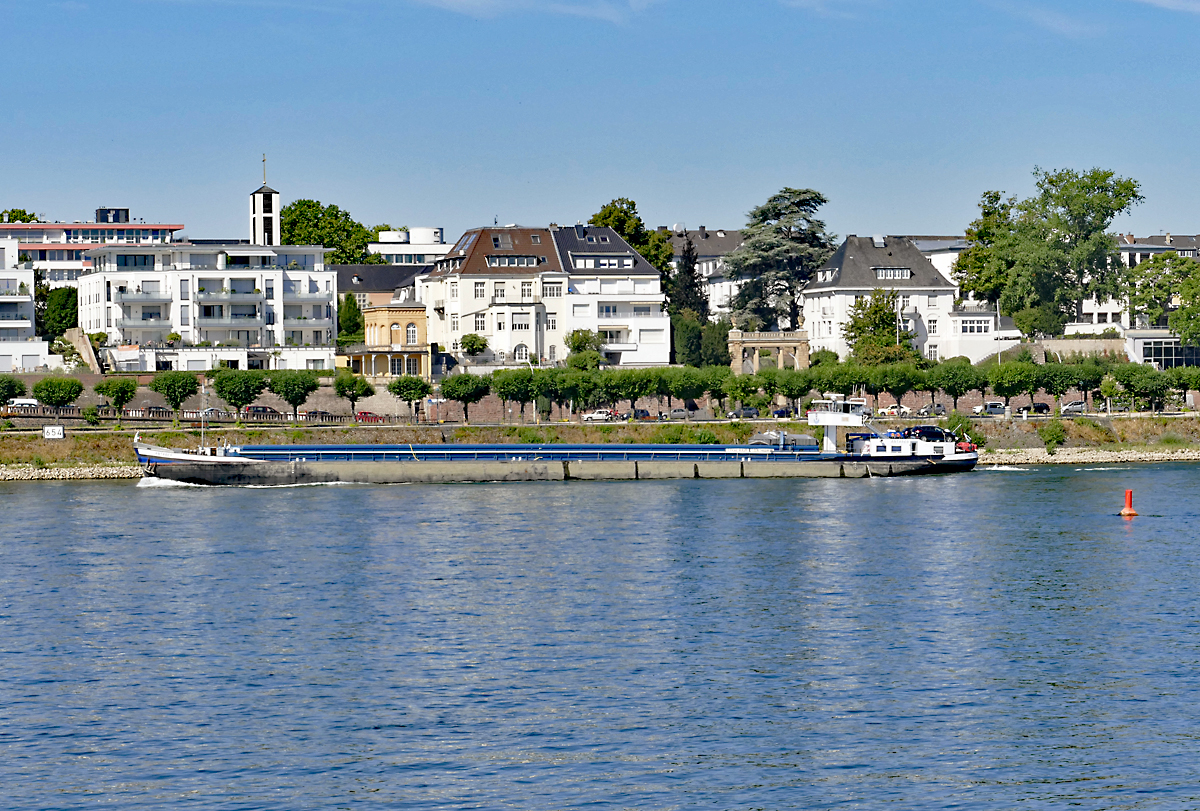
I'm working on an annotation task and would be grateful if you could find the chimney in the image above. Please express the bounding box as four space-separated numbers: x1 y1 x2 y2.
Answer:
1124 233 1134 244
699 225 707 238
1166 232 1173 244
657 225 668 232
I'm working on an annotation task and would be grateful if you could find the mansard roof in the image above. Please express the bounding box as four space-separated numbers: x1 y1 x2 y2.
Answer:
807 235 955 292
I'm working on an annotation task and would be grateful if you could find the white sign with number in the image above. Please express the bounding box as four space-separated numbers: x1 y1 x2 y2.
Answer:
43 425 65 440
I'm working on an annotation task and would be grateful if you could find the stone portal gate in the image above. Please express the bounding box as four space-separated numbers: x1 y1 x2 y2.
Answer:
727 329 810 374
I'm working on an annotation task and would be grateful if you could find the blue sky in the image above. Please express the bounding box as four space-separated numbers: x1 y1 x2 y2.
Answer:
3 0 1199 241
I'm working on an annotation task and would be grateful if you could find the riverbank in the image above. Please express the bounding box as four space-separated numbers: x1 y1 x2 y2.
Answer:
980 446 1200 466
0 465 142 480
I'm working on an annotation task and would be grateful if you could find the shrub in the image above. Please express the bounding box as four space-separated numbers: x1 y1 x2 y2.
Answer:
942 411 986 447
149 371 200 416
82 405 100 425
0 374 26 403
1037 419 1067 455
32 376 84 408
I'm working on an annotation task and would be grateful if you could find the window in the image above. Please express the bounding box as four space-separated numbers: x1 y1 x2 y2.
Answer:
406 323 418 345
633 305 652 316
450 281 458 299
543 283 562 297
493 282 505 300
599 235 610 243
116 254 153 267
961 319 991 334
512 313 530 330
451 314 459 332
492 233 513 249
390 357 405 376
1097 312 1108 323
900 295 910 310
474 313 486 331
928 319 937 335
639 329 665 344
546 313 557 331
486 255 538 267
530 235 541 244
514 344 529 361
181 305 189 326
926 345 938 361
1079 313 1094 324
496 315 505 331
600 304 618 319
600 329 622 343
406 357 420 375
573 304 589 317
265 283 274 300
873 267 911 280
521 281 532 298
474 282 485 299
180 279 189 300
548 345 556 361
927 295 937 308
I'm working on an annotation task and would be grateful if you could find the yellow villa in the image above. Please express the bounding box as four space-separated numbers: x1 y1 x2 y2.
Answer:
339 298 431 380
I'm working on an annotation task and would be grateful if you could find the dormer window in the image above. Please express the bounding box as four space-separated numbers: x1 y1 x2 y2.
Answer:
874 267 911 280
586 236 596 243
530 235 541 244
492 234 513 249
599 235 609 243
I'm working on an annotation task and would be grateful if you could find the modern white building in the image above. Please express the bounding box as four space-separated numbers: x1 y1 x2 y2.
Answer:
0 207 183 289
418 223 670 367
368 227 452 266
802 235 1020 364
0 237 60 372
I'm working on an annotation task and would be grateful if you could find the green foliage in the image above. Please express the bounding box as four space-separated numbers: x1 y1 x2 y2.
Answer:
88 332 108 347
588 198 674 275
387 375 432 420
280 199 378 265
1038 419 1067 455
1038 363 1076 406
842 289 914 363
724 187 836 330
672 315 703 367
668 232 708 317
1112 362 1169 412
1012 305 1064 338
1168 260 1200 346
0 374 27 403
776 368 812 409
166 332 182 343
149 371 200 414
952 191 1019 307
266 370 321 420
338 293 363 335
460 333 488 357
94 377 138 411
335 373 376 414
441 373 491 423
82 405 100 425
988 362 1038 405
1 208 40 223
32 376 84 408
212 369 269 413
941 411 985 446
566 350 605 371
700 320 732 367
722 374 760 410
1126 251 1199 328
493 369 536 420
668 366 708 403
44 286 78 339
927 359 983 411
809 348 838 367
565 328 605 355
874 363 924 405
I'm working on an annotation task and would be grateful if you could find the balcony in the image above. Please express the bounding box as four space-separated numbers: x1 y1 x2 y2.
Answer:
283 289 333 301
0 314 32 327
282 317 333 327
195 291 266 303
115 317 172 328
601 342 638 352
196 315 265 327
0 290 33 302
491 294 540 306
113 290 173 304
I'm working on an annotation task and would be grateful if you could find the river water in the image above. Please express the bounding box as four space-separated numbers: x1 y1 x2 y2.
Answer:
2 465 1199 809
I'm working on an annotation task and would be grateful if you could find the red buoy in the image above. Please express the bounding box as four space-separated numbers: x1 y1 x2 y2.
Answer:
1120 489 1138 518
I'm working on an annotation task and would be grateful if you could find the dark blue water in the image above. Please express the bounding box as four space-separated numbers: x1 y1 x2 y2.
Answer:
3 465 1200 809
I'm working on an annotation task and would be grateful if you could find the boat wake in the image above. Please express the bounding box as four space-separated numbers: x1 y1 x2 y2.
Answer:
137 476 352 489
980 465 1031 472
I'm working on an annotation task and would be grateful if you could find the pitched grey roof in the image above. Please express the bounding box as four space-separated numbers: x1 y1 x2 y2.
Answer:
666 227 744 259
807 235 955 291
253 184 278 195
1128 234 1199 251
336 264 423 294
550 224 655 275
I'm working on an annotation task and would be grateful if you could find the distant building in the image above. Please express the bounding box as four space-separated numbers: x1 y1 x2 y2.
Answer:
336 264 423 311
368 227 453 266
666 225 744 319
340 293 431 380
0 237 59 372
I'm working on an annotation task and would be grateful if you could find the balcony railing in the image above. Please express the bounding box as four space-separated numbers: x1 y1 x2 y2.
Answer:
195 316 265 327
282 317 332 327
195 291 265 302
491 294 540 306
0 314 32 323
0 289 31 298
113 290 173 303
283 289 333 301
115 317 171 328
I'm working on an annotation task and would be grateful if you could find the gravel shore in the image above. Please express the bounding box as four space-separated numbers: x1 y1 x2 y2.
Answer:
980 447 1200 466
0 465 142 481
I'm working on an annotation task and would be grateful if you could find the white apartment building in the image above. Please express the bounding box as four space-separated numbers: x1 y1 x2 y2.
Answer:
803 235 1020 364
0 238 60 373
667 226 744 319
0 207 183 289
418 224 669 367
368 227 453 266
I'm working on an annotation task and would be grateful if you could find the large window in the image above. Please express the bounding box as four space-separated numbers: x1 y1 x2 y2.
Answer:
474 282 486 299
450 281 458 299
116 254 154 267
874 267 911 280
487 256 537 267
390 357 405 376
600 304 618 319
493 283 505 300
543 283 562 297
1143 339 1200 368
514 344 529 361
512 313 530 330
406 357 420 375
406 323 418 345
474 313 486 331
450 315 459 332
960 319 991 334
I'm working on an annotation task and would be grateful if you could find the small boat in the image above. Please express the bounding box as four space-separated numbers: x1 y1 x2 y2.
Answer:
134 399 977 486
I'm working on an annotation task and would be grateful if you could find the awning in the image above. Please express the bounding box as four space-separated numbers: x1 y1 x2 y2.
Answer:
224 249 276 257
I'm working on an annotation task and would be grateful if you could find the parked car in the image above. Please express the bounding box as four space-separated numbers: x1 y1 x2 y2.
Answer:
772 406 794 418
302 410 334 421
668 407 691 420
1061 400 1087 415
582 409 616 422
916 403 946 417
726 407 760 419
6 398 39 408
631 409 653 421
145 406 173 418
972 401 1006 416
877 404 912 417
245 405 282 418
356 411 384 423
200 407 230 419
1016 402 1051 415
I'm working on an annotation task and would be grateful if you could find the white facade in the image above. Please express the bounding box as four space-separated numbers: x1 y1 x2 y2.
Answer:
78 243 338 372
249 185 282 246
368 227 452 266
0 238 58 372
562 273 669 365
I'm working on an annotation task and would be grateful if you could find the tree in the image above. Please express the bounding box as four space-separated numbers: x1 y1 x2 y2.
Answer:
700 320 732 367
441 373 491 424
459 333 488 358
44 287 78 339
338 293 363 336
988 362 1037 406
588 198 674 275
722 374 760 413
672 315 703 367
1112 362 1168 412
388 375 432 422
335 372 375 416
212 369 269 416
281 199 381 265
613 368 654 414
668 367 708 411
777 368 812 413
1038 363 1075 412
842 289 915 363
668 232 708 317
492 369 535 422
724 187 836 330
266 370 321 421
1 208 40 223
564 329 605 355
1123 251 1199 329
33 377 83 408
94 377 138 414
567 350 605 371
149 371 199 418
703 366 731 411
927 360 982 412
809 348 838 367
0 374 27 403
876 363 924 407
1012 305 1064 339
952 191 1019 309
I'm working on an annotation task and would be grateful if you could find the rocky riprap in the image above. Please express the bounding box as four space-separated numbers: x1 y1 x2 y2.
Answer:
980 447 1200 466
0 465 142 480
